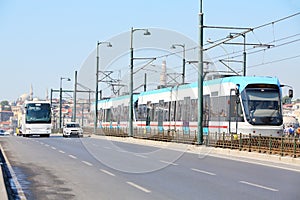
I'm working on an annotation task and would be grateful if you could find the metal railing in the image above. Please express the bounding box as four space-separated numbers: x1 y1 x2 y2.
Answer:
207 133 300 158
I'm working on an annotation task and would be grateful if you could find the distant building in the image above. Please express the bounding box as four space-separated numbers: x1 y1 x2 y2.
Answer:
0 111 13 122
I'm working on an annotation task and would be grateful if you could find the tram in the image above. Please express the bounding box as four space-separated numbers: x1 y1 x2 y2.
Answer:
97 76 293 137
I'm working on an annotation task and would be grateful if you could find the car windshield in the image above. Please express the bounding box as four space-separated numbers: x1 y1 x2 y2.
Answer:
66 124 80 128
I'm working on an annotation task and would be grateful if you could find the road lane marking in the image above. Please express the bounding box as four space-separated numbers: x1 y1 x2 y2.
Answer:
45 144 50 147
160 160 178 166
126 182 151 193
51 146 57 150
58 150 65 154
103 146 112 150
239 181 278 192
82 161 93 166
191 168 216 176
134 154 148 158
68 154 77 159
117 149 127 153
100 169 115 177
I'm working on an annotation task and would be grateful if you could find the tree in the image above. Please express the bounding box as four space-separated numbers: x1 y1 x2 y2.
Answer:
0 100 11 111
282 96 292 105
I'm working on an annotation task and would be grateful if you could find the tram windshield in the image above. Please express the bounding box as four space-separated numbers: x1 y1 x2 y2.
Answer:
241 86 282 125
25 103 51 123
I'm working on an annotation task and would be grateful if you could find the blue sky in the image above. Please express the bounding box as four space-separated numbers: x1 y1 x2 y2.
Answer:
0 0 300 101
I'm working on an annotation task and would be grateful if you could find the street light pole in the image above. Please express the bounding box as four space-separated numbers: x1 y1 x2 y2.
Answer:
59 77 71 129
197 0 204 145
171 44 186 84
95 41 112 134
129 27 151 137
72 71 77 122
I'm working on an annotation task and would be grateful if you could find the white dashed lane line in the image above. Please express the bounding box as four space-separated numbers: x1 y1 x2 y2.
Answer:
239 181 279 192
191 168 216 176
51 146 57 150
134 154 148 158
100 169 116 177
68 154 77 159
82 161 93 166
58 150 65 154
126 181 151 193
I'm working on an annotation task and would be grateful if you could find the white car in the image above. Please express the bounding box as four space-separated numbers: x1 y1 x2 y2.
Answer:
63 122 83 138
0 129 10 136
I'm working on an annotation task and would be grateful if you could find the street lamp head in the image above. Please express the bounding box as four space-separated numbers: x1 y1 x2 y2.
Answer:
170 44 176 49
61 77 71 81
143 29 151 36
97 41 112 47
207 38 214 44
107 42 112 47
170 43 185 49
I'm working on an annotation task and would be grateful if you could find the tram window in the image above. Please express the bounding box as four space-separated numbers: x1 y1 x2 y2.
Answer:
191 99 198 121
153 103 158 121
209 96 230 121
122 106 128 121
229 95 244 122
111 107 115 122
176 100 183 121
105 109 111 122
164 102 170 121
137 104 147 121
183 97 191 122
99 109 104 121
169 101 176 121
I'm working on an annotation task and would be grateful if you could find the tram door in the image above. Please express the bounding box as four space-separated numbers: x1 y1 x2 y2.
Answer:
183 97 191 133
203 95 210 134
157 100 164 132
229 89 240 134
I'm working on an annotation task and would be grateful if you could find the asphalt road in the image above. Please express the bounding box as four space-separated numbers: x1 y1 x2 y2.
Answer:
0 135 299 200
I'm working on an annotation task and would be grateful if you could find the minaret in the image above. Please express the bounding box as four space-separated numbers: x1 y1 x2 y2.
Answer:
160 60 167 87
45 88 49 101
29 84 33 101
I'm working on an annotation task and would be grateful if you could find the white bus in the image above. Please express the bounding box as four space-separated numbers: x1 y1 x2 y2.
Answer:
21 100 52 137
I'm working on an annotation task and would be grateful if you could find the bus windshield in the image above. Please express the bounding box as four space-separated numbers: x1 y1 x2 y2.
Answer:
26 103 51 124
241 87 282 125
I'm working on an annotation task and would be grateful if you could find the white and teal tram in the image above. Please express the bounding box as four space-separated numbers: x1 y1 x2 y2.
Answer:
97 76 292 137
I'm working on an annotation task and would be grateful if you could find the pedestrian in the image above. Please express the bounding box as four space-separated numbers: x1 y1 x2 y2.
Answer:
296 127 300 138
288 125 295 137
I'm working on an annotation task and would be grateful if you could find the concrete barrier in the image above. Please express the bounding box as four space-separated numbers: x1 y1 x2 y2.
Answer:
0 161 8 200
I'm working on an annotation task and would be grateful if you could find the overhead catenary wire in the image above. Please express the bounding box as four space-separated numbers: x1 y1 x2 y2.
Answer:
151 12 300 64
247 54 300 69
208 32 300 63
